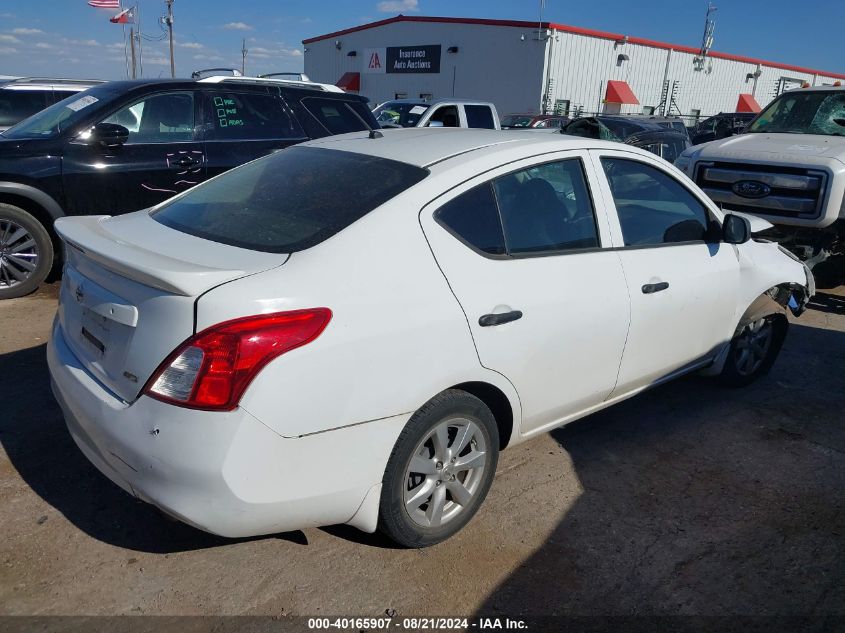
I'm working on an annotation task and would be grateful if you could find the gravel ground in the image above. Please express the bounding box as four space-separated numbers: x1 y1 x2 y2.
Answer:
0 282 843 619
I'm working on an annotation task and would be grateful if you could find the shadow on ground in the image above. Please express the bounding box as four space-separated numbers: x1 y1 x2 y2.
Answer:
0 343 307 553
475 322 845 617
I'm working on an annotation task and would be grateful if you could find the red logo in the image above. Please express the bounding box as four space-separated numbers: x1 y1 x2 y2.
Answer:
368 52 381 69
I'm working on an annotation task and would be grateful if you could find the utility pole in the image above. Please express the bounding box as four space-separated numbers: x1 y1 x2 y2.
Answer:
241 38 248 76
165 0 175 78
129 26 137 78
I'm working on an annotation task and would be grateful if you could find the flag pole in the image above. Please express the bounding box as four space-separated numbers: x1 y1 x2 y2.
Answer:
129 26 137 78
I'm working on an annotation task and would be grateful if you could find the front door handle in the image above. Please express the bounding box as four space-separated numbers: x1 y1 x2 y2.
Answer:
174 156 200 167
641 281 669 294
479 310 523 327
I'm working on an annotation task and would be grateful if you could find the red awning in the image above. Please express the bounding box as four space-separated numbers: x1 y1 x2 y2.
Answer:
736 93 761 113
605 80 639 105
336 72 360 92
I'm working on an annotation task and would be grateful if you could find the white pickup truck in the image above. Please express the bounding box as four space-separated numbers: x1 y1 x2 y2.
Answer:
675 86 845 271
372 98 500 130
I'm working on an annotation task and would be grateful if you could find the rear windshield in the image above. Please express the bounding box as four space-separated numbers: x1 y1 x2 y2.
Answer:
152 146 428 253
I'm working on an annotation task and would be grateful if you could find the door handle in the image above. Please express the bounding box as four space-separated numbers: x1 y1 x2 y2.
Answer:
174 156 200 167
479 310 523 327
641 282 669 294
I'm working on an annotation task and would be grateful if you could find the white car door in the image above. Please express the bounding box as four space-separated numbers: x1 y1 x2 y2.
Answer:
420 151 631 435
588 149 741 394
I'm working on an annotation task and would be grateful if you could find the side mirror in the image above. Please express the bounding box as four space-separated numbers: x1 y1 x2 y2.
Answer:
427 120 444 128
722 213 751 244
89 122 129 149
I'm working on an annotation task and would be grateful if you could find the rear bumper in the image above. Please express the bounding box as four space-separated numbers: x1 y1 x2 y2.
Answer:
47 318 405 538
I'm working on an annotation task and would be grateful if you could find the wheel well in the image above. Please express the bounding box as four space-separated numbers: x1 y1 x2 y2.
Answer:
0 192 62 273
450 381 514 450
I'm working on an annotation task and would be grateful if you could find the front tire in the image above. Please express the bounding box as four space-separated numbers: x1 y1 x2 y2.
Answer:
0 203 54 300
719 314 787 387
378 390 499 548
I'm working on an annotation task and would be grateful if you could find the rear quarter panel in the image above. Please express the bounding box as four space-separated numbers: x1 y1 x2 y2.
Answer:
195 184 520 439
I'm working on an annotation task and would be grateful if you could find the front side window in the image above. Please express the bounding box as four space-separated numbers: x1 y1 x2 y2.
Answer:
152 146 428 253
493 159 599 254
464 105 495 129
427 105 459 127
205 91 303 140
601 157 711 246
102 92 194 143
435 184 505 255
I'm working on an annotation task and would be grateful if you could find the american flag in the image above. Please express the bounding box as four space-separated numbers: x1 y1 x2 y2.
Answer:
88 0 121 8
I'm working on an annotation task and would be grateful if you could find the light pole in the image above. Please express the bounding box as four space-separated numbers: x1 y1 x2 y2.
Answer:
165 0 175 78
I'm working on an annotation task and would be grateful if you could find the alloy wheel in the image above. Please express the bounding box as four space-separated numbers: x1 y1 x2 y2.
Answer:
733 317 774 376
403 417 489 528
0 219 39 289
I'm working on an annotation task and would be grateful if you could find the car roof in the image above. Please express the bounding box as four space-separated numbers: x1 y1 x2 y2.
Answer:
1 77 104 90
302 128 629 168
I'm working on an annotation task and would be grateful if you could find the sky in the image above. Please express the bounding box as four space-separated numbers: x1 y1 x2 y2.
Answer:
1 0 842 80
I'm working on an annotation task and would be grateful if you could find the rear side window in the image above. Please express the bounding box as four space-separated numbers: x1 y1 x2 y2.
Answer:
493 159 600 254
465 105 496 129
435 184 506 255
152 146 428 252
0 90 49 128
601 157 710 246
301 97 375 135
205 91 304 140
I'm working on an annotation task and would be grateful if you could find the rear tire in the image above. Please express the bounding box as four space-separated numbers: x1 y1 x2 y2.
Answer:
378 390 499 548
0 203 53 300
719 314 787 387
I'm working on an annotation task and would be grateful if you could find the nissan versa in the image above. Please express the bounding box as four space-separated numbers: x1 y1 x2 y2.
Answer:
47 129 814 547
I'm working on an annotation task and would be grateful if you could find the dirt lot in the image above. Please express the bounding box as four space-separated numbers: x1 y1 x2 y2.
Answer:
0 283 843 619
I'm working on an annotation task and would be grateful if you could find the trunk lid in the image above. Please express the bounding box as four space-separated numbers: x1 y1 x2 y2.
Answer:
54 212 287 402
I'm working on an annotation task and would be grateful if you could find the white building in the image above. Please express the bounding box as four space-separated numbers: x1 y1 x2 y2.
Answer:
303 15 845 122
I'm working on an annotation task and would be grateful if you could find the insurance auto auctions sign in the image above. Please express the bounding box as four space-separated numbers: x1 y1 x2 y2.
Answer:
363 45 441 74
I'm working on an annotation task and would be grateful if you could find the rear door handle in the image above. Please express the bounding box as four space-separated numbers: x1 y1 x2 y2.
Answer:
641 282 669 294
174 156 200 167
479 310 523 327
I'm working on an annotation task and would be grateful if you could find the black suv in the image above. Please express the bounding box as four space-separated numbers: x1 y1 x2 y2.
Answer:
0 77 377 298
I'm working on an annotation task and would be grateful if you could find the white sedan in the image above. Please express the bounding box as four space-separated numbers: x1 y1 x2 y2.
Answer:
47 129 814 547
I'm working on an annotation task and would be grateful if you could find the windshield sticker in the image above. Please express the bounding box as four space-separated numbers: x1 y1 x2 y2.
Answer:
409 105 427 115
65 95 99 112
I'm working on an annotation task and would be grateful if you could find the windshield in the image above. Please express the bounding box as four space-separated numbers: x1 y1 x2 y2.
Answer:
152 146 429 253
501 115 533 128
747 90 845 136
372 102 429 127
2 88 106 139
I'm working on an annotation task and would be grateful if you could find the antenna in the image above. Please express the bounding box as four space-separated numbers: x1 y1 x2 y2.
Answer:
165 0 175 78
694 2 716 71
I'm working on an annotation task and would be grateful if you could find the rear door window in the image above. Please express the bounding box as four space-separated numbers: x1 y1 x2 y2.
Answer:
493 159 600 254
152 146 428 252
301 97 375 135
601 157 711 246
464 105 496 129
205 91 304 140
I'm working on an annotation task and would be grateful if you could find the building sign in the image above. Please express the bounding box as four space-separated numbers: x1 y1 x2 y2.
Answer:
363 45 441 74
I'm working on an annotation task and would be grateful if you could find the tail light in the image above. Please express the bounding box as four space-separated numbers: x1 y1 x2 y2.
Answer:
144 308 332 411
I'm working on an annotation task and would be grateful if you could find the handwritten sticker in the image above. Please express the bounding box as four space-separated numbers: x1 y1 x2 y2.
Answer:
409 105 427 115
